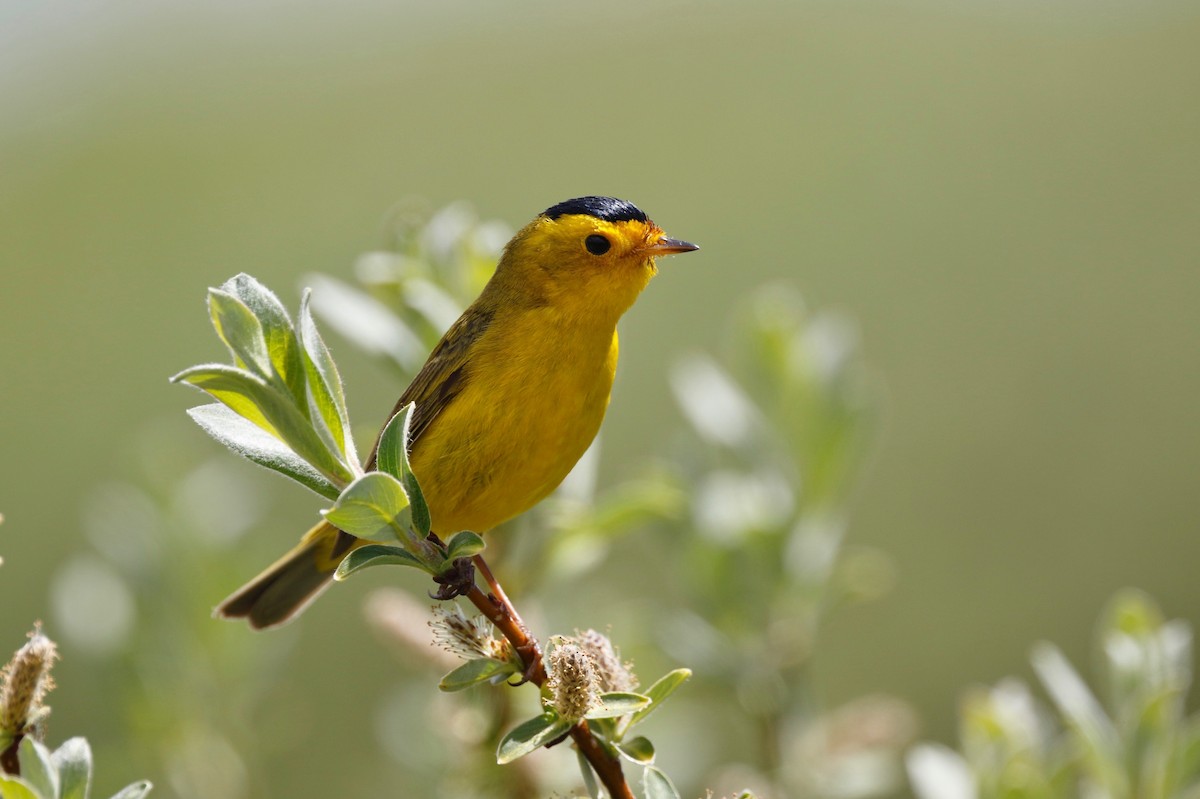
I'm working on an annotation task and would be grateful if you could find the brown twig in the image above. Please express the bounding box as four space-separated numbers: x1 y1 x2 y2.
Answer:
569 720 632 799
463 554 633 799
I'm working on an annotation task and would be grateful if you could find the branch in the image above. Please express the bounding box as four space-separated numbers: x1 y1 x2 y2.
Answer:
465 555 634 799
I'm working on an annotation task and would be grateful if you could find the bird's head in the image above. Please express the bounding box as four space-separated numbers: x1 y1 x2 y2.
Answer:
498 196 698 320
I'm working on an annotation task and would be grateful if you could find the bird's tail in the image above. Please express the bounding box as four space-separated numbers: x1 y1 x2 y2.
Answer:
215 520 363 630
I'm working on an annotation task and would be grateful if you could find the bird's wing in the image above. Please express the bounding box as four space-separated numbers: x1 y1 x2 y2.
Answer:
363 304 495 470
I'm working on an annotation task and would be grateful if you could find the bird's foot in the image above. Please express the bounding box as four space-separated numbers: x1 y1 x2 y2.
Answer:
430 556 476 600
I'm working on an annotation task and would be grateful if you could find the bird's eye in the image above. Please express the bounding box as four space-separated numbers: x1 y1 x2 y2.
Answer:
585 234 611 256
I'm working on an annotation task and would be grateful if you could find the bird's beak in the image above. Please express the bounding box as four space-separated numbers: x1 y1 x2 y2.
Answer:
646 236 700 255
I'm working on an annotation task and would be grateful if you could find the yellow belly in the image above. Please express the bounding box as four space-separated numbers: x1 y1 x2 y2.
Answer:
409 316 619 534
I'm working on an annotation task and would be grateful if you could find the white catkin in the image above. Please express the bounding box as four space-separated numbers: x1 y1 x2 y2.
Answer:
547 643 600 722
0 627 58 734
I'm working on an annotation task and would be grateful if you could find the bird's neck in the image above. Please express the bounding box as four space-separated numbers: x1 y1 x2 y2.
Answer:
488 269 642 337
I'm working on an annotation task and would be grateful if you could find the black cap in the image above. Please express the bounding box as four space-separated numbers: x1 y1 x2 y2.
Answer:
542 196 648 224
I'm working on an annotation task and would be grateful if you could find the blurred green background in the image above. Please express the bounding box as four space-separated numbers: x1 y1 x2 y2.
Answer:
3 0 1199 796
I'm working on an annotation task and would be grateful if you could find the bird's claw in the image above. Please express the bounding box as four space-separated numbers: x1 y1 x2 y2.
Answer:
429 556 476 600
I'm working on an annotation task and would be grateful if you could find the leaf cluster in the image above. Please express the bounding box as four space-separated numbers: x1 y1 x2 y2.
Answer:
303 201 505 376
669 286 881 656
0 625 150 799
173 274 471 585
0 738 150 799
656 285 913 796
494 660 692 799
908 589 1200 799
172 274 359 500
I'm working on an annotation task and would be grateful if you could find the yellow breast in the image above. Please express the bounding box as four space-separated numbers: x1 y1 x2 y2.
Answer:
409 310 620 535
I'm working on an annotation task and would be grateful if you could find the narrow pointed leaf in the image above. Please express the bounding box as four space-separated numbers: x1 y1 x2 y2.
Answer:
643 766 681 799
305 273 427 372
172 364 275 432
587 715 618 742
496 713 573 764
108 781 153 799
616 736 656 764
402 276 463 333
670 354 759 448
51 738 93 799
587 692 652 719
1031 642 1126 792
17 738 57 799
208 289 271 376
577 750 601 799
222 273 307 406
438 658 518 692
299 289 356 464
334 544 430 580
172 364 351 483
323 472 412 542
187 404 340 499
376 404 430 535
627 669 692 729
444 531 485 561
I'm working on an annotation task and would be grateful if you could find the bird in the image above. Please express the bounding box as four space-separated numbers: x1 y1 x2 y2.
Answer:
217 196 699 629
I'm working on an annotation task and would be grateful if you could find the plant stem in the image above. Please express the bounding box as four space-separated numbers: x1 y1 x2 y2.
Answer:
465 555 633 799
569 720 632 799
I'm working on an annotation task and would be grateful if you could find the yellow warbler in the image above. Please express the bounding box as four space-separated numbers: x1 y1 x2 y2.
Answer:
218 197 698 629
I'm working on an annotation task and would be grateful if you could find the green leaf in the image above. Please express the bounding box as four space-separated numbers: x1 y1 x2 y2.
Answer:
208 288 272 377
402 276 463 333
334 544 431 580
17 739 57 799
298 289 356 465
616 736 656 764
375 404 430 536
304 273 427 373
670 354 759 449
438 658 518 692
587 692 652 719
558 476 684 539
444 530 485 561
323 472 413 543
577 750 601 799
221 273 307 407
171 364 351 483
108 782 153 799
626 669 692 729
172 364 270 432
496 713 573 764
585 715 617 743
1175 717 1200 790
642 766 681 799
1031 642 1126 794
51 738 93 799
0 775 43 799
187 404 341 500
